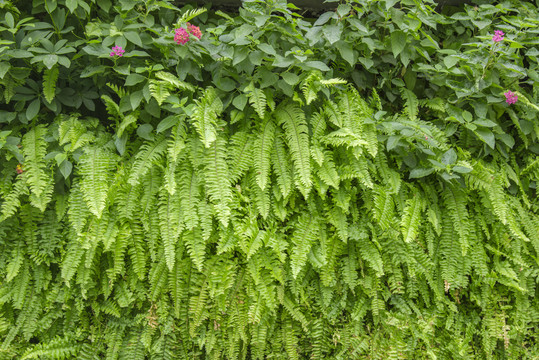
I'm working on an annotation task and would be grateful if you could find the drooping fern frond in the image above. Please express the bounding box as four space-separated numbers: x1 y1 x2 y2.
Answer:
190 87 222 148
245 83 267 119
401 88 419 121
253 117 276 191
21 335 80 359
272 135 293 198
158 186 182 271
275 102 311 191
127 135 167 186
204 137 232 227
228 131 254 184
43 65 58 103
78 146 116 218
21 125 49 199
400 188 424 243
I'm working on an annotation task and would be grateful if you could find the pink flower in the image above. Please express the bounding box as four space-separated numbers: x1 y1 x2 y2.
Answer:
187 22 202 39
110 46 125 57
504 90 517 105
174 28 189 45
492 30 504 43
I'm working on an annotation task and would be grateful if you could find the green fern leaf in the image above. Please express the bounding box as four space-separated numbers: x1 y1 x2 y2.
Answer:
400 191 424 243
178 161 200 230
275 102 311 190
127 135 167 186
21 336 80 359
190 88 222 148
204 137 232 227
228 131 253 184
272 135 293 198
155 71 195 92
43 66 58 103
254 118 276 191
79 147 116 218
401 88 419 121
149 80 170 106
291 214 319 278
246 85 267 118
21 125 49 198
158 186 182 271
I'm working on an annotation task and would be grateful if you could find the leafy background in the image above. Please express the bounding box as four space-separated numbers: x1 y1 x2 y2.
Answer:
0 0 539 358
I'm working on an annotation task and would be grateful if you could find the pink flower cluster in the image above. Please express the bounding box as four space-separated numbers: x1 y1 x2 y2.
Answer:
187 22 202 39
110 46 125 57
174 23 202 45
504 90 518 105
492 30 504 43
174 27 189 45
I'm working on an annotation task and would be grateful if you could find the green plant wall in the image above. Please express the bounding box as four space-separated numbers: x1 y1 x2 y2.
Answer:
0 0 539 359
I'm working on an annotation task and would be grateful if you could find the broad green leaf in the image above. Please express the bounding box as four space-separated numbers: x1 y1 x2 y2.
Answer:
391 30 406 57
26 99 40 120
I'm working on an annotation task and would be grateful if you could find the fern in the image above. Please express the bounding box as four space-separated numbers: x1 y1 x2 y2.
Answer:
190 87 222 148
43 65 58 103
228 131 253 184
176 7 207 24
158 186 182 271
253 117 276 191
78 147 116 218
204 137 232 227
21 125 50 199
149 80 171 106
400 189 424 243
127 135 167 186
21 335 80 359
275 102 311 191
246 83 267 119
155 71 195 92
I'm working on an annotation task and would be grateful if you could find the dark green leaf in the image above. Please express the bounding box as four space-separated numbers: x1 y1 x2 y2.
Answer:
26 99 40 120
391 31 406 57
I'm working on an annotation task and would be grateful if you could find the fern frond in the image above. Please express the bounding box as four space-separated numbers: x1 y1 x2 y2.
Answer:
290 213 319 278
275 102 311 190
190 87 222 148
253 118 276 191
78 147 116 218
228 131 253 184
204 137 232 227
184 227 206 272
178 161 200 230
158 186 182 271
316 150 340 189
401 88 419 121
155 71 195 92
177 8 207 24
127 135 167 186
246 84 267 119
442 185 471 255
43 65 58 103
272 135 293 198
149 80 171 106
372 186 395 230
400 190 424 243
21 335 80 359
21 125 49 198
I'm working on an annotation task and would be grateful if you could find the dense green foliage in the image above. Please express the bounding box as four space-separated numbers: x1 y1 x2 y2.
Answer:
1 0 539 358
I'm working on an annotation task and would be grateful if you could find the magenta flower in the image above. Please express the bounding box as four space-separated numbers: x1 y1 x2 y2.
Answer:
492 30 504 43
110 46 125 57
504 90 518 105
174 28 189 45
187 22 202 39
